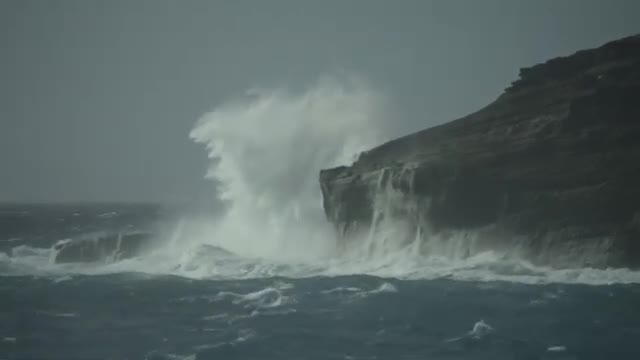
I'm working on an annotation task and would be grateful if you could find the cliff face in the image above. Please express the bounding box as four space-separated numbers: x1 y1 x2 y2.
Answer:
319 35 640 268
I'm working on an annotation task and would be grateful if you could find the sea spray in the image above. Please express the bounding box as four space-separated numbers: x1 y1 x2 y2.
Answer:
188 77 388 260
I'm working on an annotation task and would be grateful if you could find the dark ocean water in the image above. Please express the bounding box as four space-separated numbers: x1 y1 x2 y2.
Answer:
2 204 640 360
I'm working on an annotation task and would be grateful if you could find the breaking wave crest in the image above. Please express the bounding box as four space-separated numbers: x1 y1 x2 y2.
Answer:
2 77 640 285
4 240 640 285
187 76 387 261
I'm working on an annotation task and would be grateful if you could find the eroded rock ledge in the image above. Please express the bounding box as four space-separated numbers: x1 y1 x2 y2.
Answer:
319 35 640 268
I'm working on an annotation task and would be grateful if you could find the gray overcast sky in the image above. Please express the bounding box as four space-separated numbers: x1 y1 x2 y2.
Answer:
1 0 639 204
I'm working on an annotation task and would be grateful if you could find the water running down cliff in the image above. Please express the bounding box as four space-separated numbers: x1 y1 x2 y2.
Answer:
321 34 640 270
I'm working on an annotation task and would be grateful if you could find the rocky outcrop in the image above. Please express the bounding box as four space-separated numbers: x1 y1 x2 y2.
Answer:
53 232 155 264
319 35 640 268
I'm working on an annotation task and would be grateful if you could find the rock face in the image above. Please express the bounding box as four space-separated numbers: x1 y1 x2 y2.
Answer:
319 35 640 268
53 232 155 264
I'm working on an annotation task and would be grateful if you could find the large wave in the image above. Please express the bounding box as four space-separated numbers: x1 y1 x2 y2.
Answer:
187 76 388 261
3 77 640 285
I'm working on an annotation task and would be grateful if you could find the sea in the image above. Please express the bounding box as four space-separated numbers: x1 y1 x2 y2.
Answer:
3 80 640 359
2 203 640 360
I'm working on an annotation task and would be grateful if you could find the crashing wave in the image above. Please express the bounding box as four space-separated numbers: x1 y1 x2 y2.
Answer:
3 76 640 286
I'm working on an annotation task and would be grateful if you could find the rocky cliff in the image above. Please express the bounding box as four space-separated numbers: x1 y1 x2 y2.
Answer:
319 35 640 268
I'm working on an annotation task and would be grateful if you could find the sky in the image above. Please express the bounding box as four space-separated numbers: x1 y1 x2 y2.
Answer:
1 0 639 204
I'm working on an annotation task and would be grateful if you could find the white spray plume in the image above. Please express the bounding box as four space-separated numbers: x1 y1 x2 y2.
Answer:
188 76 388 260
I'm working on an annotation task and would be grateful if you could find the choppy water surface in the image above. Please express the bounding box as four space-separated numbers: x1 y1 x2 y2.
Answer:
3 84 640 359
3 273 640 359
2 204 640 359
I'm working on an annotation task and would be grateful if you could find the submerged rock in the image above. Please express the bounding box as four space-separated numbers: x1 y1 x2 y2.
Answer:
319 34 640 268
53 232 155 264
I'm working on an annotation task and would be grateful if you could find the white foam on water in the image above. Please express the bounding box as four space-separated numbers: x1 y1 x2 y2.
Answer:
235 328 257 343
216 285 295 309
370 282 398 294
444 319 495 343
144 352 195 360
547 345 567 352
345 282 399 300
321 287 363 294
4 231 640 286
202 313 229 322
469 320 494 339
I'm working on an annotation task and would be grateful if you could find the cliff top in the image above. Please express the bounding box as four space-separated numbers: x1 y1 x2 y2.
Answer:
336 34 640 173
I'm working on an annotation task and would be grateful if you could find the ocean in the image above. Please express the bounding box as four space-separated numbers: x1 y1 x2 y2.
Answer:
2 203 640 360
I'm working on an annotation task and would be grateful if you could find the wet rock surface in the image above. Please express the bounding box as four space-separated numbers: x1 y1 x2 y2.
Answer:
320 35 640 268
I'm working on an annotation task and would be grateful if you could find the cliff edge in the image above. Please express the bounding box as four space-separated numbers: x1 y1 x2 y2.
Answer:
319 35 640 268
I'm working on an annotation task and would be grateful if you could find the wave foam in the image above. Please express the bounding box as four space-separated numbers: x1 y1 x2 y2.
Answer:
4 241 640 285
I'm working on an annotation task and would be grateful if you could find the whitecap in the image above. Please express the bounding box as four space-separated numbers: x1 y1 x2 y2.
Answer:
202 313 229 321
547 345 567 352
37 311 78 318
469 320 493 339
217 285 294 309
321 286 363 294
371 282 398 294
